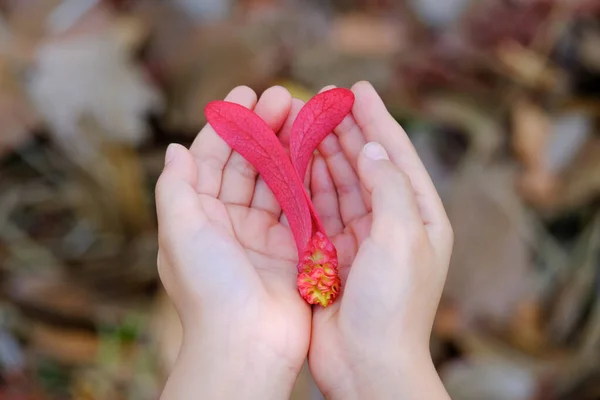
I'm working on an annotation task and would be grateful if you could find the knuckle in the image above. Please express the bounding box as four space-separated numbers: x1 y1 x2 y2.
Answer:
371 221 426 250
156 252 168 279
155 173 169 195
406 228 429 252
393 169 412 188
444 219 455 246
370 217 398 246
437 217 455 255
376 167 411 192
370 225 393 246
336 181 358 197
198 155 223 171
229 156 256 180
156 248 175 282
199 154 225 174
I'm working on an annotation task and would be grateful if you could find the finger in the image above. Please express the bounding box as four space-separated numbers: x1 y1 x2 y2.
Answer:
277 98 304 149
190 86 258 197
311 155 344 236
251 177 280 219
219 86 292 206
156 144 208 244
319 133 369 225
251 98 304 217
317 85 369 222
357 142 424 246
351 81 452 256
331 114 368 175
318 93 370 209
319 84 336 93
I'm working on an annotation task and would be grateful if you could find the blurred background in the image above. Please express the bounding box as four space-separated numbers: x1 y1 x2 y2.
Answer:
0 0 599 399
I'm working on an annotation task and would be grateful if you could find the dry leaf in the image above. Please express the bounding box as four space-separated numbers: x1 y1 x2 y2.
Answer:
509 300 548 354
154 19 285 131
512 98 557 207
423 96 503 162
512 98 550 170
434 303 462 339
0 57 40 158
513 104 591 209
517 108 592 174
7 274 99 324
555 136 600 211
29 323 98 365
547 217 600 344
496 41 562 90
292 44 394 92
444 162 536 331
165 31 275 132
518 169 560 210
27 32 162 148
330 13 407 56
579 26 600 71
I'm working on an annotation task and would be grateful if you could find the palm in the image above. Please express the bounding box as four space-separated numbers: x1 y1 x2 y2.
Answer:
307 153 374 388
207 199 297 268
309 213 372 388
201 192 308 306
185 86 310 371
197 191 311 357
303 103 379 392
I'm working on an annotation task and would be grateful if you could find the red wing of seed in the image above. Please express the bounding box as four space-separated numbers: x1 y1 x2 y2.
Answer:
205 101 313 255
290 88 355 180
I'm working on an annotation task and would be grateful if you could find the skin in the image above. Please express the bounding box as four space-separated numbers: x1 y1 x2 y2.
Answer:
155 81 453 399
310 82 453 399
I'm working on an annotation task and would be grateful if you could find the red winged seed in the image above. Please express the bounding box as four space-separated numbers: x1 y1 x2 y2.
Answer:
205 101 313 255
290 88 355 180
205 88 355 307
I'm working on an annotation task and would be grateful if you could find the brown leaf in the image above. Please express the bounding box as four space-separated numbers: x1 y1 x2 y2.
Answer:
444 163 536 332
547 217 600 344
330 13 407 56
513 105 591 210
0 59 40 158
509 300 548 354
555 137 600 211
512 99 550 170
496 41 562 91
423 96 503 162
7 274 99 326
29 323 98 365
292 44 395 95
579 25 600 71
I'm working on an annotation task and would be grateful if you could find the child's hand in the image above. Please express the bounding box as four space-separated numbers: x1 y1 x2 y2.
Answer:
155 86 310 399
308 82 453 399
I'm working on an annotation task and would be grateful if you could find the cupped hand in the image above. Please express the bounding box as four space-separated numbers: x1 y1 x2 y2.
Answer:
308 82 453 399
155 86 311 399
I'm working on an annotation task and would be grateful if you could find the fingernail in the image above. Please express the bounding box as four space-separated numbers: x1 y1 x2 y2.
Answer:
363 142 389 161
165 143 178 165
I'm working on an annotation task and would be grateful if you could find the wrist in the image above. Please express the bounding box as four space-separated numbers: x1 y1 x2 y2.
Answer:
329 351 450 400
161 324 299 400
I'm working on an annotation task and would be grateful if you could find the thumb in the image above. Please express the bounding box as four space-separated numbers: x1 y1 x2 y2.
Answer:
357 142 423 243
156 144 207 243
